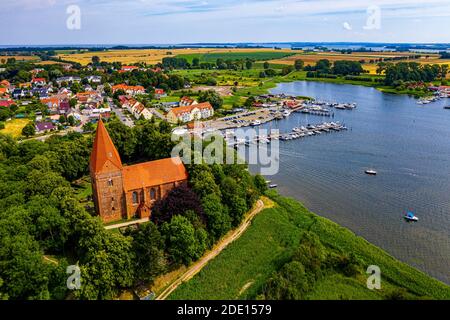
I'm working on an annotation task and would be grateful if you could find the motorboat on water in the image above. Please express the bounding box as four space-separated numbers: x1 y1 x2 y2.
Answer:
444 106 450 110
283 110 291 117
365 169 377 175
269 184 278 189
251 120 261 126
404 211 419 222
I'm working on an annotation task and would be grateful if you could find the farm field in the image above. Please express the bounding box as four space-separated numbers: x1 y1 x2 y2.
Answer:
58 48 294 65
271 52 444 74
0 119 30 138
0 55 40 63
168 192 450 300
176 51 295 63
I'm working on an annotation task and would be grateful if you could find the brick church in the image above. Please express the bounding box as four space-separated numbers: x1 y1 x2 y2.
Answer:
90 119 188 223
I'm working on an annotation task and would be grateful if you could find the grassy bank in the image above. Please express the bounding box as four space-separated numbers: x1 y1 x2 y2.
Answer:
168 191 450 300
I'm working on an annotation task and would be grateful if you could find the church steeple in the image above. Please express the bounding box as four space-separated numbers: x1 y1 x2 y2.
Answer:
90 118 123 173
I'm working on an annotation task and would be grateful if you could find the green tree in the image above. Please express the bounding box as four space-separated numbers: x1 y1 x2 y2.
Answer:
22 122 36 137
161 215 207 266
294 59 305 71
263 61 270 69
202 193 231 240
198 90 223 110
128 222 167 284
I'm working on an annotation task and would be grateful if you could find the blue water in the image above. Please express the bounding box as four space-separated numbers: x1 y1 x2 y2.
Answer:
251 81 450 284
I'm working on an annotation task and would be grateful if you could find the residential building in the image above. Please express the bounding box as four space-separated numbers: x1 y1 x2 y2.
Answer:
166 102 214 124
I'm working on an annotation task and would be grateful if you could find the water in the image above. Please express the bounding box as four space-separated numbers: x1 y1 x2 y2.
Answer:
250 81 450 284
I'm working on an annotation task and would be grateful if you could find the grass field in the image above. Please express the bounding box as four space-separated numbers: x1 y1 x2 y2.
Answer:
58 48 294 66
0 119 30 138
168 192 450 300
176 51 295 63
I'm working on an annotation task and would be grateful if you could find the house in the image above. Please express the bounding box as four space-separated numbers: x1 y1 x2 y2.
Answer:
62 63 73 71
131 102 153 120
85 75 102 84
31 78 47 86
12 88 29 99
119 65 139 73
31 87 51 98
112 84 145 95
120 96 152 120
154 88 167 99
89 119 188 223
166 102 214 124
40 97 60 110
59 100 71 115
35 121 56 133
0 99 15 108
0 80 11 89
56 76 82 85
179 96 198 107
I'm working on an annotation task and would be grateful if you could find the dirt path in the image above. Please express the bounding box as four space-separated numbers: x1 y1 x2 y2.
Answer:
155 199 266 300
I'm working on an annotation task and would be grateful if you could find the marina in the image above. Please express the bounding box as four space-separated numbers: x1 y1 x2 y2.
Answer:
249 80 450 285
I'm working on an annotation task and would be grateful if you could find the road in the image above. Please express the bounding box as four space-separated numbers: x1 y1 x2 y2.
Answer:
108 98 135 127
156 199 265 300
104 217 150 230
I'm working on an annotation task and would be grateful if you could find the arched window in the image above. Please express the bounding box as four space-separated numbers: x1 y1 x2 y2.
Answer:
150 188 157 200
132 191 138 204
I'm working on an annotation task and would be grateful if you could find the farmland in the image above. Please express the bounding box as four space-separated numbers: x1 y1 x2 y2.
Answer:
176 51 295 63
271 51 446 74
57 48 294 65
0 55 40 63
0 119 30 138
168 192 450 300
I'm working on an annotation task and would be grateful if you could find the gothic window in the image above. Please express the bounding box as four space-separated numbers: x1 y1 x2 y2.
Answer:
150 188 157 200
107 179 113 186
132 191 138 204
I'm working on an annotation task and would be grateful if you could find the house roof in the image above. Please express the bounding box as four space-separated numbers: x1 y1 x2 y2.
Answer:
32 78 46 82
36 122 55 131
169 102 213 116
112 84 145 92
90 118 123 173
122 157 187 191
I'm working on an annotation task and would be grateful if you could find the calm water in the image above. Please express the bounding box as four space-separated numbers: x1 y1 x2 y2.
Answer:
250 81 450 284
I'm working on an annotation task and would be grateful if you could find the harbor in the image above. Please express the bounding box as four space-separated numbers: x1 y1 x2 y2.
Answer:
224 121 348 148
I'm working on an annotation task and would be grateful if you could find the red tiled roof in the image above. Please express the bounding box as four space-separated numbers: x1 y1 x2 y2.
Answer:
90 119 123 173
169 102 213 116
122 157 187 191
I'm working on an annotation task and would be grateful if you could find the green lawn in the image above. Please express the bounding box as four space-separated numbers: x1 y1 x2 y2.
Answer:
168 192 450 300
176 52 295 63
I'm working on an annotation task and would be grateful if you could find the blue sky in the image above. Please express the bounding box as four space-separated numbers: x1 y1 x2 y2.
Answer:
1 0 450 45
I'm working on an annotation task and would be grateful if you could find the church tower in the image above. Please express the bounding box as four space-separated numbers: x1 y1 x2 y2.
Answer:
89 119 125 223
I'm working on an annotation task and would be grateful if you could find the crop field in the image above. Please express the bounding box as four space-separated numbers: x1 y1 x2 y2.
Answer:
0 119 30 138
0 55 40 63
271 52 445 74
58 48 294 65
168 192 450 300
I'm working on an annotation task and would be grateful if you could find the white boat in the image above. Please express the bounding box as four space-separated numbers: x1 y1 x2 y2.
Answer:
283 110 291 117
250 120 261 126
404 212 419 222
365 169 377 175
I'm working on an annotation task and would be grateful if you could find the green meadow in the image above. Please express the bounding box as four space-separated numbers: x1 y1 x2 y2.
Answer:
168 191 450 300
176 51 295 63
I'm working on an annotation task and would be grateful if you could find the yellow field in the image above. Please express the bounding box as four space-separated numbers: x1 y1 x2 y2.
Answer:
0 55 40 63
58 48 294 65
0 119 30 138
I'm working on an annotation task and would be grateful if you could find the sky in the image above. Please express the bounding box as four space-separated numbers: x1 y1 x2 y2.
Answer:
1 0 450 45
